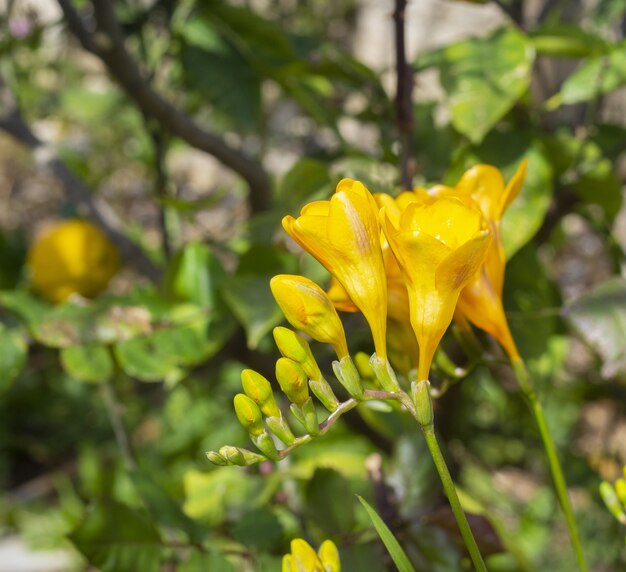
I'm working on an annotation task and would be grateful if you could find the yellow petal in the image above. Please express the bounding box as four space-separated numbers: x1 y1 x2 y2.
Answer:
291 539 323 572
502 159 527 214
327 278 359 312
318 539 341 571
455 164 505 221
435 230 491 292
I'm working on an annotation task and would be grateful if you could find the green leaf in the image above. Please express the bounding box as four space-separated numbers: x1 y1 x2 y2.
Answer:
129 470 204 543
563 277 626 378
548 44 626 107
276 158 332 211
164 242 226 309
529 25 611 58
0 290 50 326
221 275 283 350
232 508 284 551
0 324 27 393
177 550 234 572
60 344 113 384
69 501 163 572
429 27 535 143
305 468 356 536
357 496 416 572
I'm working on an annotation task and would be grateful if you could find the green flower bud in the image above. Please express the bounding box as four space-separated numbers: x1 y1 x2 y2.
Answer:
241 369 281 417
309 378 339 412
234 393 264 436
218 445 267 466
206 451 228 466
412 379 433 427
290 397 319 436
252 431 279 461
266 413 296 445
600 481 626 524
276 357 309 406
369 354 401 392
332 356 363 398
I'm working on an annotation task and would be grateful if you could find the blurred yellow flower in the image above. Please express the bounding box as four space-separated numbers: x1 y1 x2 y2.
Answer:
282 179 388 360
28 219 119 304
270 274 349 359
282 539 341 572
381 197 491 382
431 162 527 360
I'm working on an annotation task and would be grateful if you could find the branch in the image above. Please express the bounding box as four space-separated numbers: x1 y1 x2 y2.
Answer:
0 100 160 280
393 0 415 190
56 0 271 213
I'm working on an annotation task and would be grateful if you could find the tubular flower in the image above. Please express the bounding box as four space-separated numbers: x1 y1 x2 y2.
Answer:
282 179 388 360
270 275 349 359
434 162 527 360
381 197 491 382
282 539 341 572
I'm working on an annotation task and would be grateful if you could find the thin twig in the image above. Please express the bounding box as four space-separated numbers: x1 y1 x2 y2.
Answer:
393 0 415 189
56 0 271 213
100 374 137 470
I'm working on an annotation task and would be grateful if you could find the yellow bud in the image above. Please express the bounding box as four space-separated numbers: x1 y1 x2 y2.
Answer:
282 554 292 572
615 478 626 507
270 275 349 359
241 369 281 418
273 326 322 380
291 539 323 572
233 394 264 436
275 357 309 406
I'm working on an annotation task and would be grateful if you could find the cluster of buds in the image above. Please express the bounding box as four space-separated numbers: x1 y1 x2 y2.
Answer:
208 164 527 466
599 467 626 527
282 539 340 572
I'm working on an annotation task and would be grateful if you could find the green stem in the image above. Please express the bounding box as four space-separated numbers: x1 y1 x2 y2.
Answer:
512 359 587 572
422 424 487 572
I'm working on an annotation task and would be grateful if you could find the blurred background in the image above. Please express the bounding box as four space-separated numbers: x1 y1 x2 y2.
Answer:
0 0 625 570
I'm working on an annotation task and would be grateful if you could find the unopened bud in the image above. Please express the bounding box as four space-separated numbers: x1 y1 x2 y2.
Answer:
218 445 267 466
270 275 349 359
309 378 339 412
615 478 626 507
291 539 323 571
241 369 280 418
600 481 626 524
332 356 363 398
206 451 228 466
266 413 296 446
234 394 264 436
273 327 322 380
276 357 309 406
318 539 341 572
290 397 319 436
252 430 279 461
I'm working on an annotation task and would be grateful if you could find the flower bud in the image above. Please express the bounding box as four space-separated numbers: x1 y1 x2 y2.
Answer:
412 379 433 427
332 356 363 398
290 539 323 571
309 378 339 412
270 275 349 359
217 445 267 466
273 326 322 380
241 369 281 417
233 394 264 436
266 413 296 446
615 478 626 507
290 397 319 436
600 481 626 524
252 431 279 461
206 451 228 466
276 357 309 406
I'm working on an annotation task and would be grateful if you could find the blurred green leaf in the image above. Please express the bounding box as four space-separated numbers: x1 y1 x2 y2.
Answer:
60 344 113 384
232 508 284 551
222 275 282 350
548 43 626 108
0 324 27 393
0 290 50 326
129 470 204 543
530 25 611 58
177 550 234 572
422 27 534 144
357 496 416 572
276 158 332 211
69 501 162 572
305 468 356 536
563 276 626 378
164 242 226 309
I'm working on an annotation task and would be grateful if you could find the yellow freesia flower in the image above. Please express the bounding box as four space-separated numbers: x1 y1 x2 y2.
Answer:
28 219 119 303
381 197 491 382
270 274 349 359
282 539 341 572
431 162 527 360
282 179 388 360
